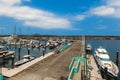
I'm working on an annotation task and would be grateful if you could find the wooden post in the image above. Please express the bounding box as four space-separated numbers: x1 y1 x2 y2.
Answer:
31 46 33 51
43 48 45 56
116 51 119 67
18 47 21 60
14 41 16 49
2 53 5 67
9 44 11 49
28 48 30 55
6 46 9 50
39 46 40 51
11 55 14 69
45 46 46 51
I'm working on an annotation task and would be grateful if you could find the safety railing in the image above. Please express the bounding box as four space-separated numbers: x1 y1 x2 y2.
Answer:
68 57 86 80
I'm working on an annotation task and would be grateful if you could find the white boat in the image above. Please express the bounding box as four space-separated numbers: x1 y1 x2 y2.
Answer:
86 44 92 52
86 44 92 54
94 46 119 77
14 55 35 66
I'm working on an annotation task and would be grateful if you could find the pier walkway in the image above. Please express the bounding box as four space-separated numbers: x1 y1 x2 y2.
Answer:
90 56 102 80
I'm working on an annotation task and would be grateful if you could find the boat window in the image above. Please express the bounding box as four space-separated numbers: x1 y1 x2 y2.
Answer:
99 52 107 54
100 58 110 61
101 52 105 54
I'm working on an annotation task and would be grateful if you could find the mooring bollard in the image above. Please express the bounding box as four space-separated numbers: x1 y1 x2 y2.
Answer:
2 53 5 67
11 55 14 69
18 47 21 61
116 51 119 67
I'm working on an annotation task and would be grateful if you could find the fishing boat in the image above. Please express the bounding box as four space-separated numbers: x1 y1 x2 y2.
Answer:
94 46 119 78
14 55 35 66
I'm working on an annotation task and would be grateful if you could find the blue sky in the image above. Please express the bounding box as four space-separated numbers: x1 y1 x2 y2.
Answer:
0 0 120 35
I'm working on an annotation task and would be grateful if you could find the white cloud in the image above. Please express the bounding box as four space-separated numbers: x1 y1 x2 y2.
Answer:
90 6 115 16
0 0 71 29
74 15 85 21
0 0 21 6
89 0 120 18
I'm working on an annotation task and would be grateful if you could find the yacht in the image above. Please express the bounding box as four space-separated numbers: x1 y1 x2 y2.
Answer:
14 55 35 66
94 46 119 78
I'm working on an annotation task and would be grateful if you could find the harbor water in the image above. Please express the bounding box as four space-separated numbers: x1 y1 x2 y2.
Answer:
86 40 120 80
0 40 53 68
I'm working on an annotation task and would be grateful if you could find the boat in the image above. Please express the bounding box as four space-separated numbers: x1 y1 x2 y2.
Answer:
0 50 15 59
94 46 119 78
14 55 35 66
49 44 56 49
86 44 92 53
0 45 4 49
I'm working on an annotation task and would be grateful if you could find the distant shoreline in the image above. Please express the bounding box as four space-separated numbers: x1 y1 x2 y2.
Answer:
0 34 120 40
